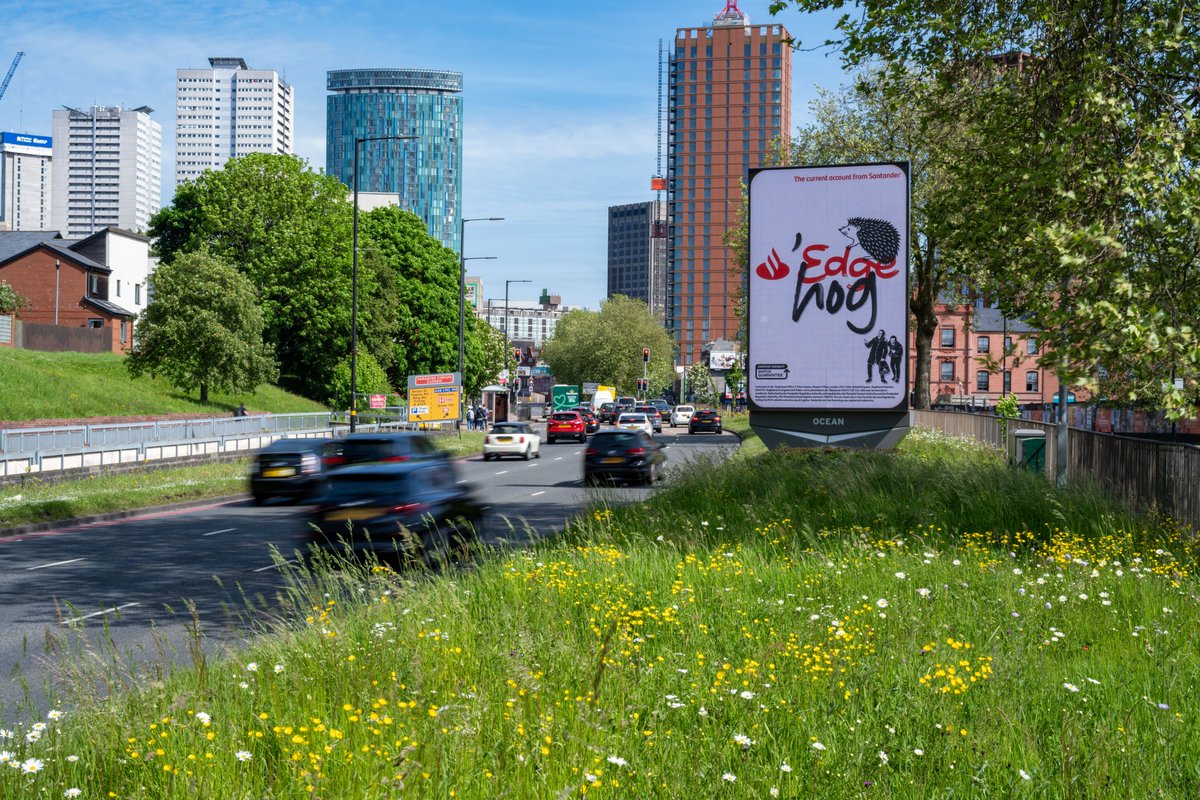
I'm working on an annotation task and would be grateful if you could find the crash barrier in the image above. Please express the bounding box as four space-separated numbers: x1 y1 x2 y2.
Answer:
913 410 1200 533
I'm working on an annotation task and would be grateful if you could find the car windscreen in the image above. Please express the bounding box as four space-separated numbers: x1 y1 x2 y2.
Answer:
551 413 577 421
619 414 647 423
324 472 408 499
593 432 640 445
492 425 525 434
341 440 406 461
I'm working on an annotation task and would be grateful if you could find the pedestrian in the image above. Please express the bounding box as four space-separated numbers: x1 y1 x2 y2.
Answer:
478 405 488 430
466 405 475 431
233 403 248 417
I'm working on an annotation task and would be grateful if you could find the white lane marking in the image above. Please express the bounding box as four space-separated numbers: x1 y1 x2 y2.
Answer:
573 451 582 455
554 457 563 461
62 602 140 625
28 558 86 571
494 470 509 475
254 559 297 573
456 480 469 484
527 462 539 467
531 491 546 497
201 528 236 537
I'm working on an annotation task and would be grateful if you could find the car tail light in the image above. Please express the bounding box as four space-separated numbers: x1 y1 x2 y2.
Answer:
518 436 525 443
585 448 598 456
323 455 347 466
391 502 426 514
381 455 410 462
627 447 646 455
714 416 721 422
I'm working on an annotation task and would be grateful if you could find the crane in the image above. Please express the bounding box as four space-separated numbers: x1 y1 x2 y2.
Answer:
0 51 25 104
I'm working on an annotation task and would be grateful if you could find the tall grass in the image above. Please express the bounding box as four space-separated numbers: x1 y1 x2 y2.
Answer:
1 428 1195 798
0 349 327 420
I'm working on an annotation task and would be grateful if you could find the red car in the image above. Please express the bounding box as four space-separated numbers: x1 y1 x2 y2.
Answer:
546 411 586 444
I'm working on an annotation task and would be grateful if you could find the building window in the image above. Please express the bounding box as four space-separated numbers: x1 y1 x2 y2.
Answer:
940 328 955 348
87 318 104 329
977 336 990 353
1003 370 1012 393
1026 371 1039 392
87 273 109 300
1026 338 1038 355
120 320 128 344
976 370 990 391
939 361 954 382
1004 335 1012 351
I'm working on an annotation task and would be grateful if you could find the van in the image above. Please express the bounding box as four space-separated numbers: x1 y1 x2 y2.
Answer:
591 388 614 413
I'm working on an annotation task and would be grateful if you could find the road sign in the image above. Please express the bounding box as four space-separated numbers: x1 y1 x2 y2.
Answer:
552 384 580 411
368 394 386 409
407 372 462 423
582 382 600 396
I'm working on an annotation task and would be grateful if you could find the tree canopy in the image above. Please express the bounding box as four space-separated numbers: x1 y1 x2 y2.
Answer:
769 0 1200 416
540 295 676 398
126 250 277 403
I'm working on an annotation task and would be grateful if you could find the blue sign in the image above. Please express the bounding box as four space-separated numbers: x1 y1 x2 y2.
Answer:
1 132 52 149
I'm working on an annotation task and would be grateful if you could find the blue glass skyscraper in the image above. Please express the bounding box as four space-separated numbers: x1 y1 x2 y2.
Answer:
326 68 463 253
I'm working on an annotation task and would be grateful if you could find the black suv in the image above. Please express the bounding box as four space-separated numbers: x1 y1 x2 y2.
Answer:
598 402 619 424
249 437 338 505
583 430 667 486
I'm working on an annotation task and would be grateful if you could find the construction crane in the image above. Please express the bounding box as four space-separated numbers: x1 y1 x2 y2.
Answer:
0 51 25 104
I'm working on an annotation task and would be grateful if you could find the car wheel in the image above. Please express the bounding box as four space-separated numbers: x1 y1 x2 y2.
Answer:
717 427 723 434
523 447 531 461
252 494 266 506
547 436 555 444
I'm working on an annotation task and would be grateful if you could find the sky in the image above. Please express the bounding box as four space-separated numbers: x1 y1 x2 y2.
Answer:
0 0 850 309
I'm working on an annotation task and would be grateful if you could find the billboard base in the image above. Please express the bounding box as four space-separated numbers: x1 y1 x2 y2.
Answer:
750 410 910 450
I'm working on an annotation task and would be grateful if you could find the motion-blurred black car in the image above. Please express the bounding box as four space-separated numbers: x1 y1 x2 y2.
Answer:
327 432 448 467
583 430 666 486
308 460 483 563
688 409 723 434
249 437 338 505
579 409 601 434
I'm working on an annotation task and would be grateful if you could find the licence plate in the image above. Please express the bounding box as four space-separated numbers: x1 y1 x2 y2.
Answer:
602 457 624 464
262 467 295 478
496 436 512 443
324 508 381 522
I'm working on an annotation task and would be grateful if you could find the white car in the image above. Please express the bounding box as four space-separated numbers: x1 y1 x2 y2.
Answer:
483 422 541 461
670 405 695 427
616 412 654 437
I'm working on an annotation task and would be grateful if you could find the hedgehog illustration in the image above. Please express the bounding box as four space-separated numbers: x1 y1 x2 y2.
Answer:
838 217 900 265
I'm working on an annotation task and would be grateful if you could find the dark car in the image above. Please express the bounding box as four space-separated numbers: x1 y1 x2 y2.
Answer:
634 404 664 433
598 402 619 424
308 460 483 563
328 432 448 467
689 409 723 434
249 437 339 505
579 409 601 434
546 411 587 444
583 430 667 486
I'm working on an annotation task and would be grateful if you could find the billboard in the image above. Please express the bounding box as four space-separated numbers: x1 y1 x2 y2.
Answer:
748 162 909 411
708 350 739 370
1 132 52 157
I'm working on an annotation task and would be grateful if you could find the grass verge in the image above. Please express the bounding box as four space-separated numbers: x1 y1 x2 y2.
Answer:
0 432 486 530
0 349 327 420
1 428 1196 798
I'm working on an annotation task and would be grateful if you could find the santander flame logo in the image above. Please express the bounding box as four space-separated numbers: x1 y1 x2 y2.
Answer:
755 248 790 280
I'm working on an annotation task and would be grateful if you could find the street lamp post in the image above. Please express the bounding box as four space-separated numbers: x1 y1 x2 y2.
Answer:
504 278 531 421
351 134 415 433
458 217 504 394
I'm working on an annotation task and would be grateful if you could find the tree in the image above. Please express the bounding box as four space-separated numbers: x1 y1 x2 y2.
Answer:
0 280 28 314
685 361 717 406
463 314 507 400
148 154 354 399
540 295 676 397
328 350 390 410
127 250 277 404
769 0 1200 481
356 206 463 383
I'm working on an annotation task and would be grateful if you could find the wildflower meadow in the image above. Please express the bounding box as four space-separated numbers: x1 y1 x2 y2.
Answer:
1 427 1196 798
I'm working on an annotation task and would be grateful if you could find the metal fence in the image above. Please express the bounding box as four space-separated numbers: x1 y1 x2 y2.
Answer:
913 410 1200 531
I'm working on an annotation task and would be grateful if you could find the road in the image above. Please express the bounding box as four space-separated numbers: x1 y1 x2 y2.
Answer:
0 427 737 723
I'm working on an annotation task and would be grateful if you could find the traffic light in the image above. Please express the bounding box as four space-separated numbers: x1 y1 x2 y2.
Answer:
642 347 650 363
512 347 521 364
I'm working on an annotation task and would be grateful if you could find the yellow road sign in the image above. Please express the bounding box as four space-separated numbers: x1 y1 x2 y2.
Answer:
407 385 461 423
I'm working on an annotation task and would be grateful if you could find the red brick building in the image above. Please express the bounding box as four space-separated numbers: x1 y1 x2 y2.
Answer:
0 232 134 353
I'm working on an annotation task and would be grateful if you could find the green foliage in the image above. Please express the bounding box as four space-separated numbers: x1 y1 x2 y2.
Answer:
356 206 463 384
463 313 506 398
126 250 277 403
540 295 676 396
149 154 354 399
685 360 717 405
327 350 391 410
768 0 1200 417
995 391 1020 443
0 348 326 420
0 279 28 314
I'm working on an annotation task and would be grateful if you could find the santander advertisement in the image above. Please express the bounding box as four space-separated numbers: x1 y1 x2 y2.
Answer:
747 163 909 410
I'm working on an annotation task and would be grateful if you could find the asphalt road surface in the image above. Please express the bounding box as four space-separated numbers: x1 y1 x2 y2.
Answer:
0 427 737 723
